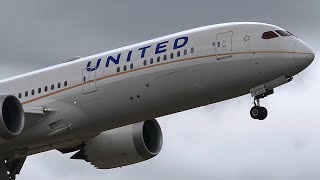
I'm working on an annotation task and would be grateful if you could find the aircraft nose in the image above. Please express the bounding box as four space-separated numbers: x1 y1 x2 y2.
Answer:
294 40 315 72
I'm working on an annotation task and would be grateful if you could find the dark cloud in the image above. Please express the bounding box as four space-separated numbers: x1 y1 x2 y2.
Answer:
0 1 319 179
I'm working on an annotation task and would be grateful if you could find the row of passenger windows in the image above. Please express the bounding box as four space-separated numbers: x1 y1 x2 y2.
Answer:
117 63 134 73
16 81 68 99
116 47 195 73
262 30 293 39
16 47 197 98
144 48 194 66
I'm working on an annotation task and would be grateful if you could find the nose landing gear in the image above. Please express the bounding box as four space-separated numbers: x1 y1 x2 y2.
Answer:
249 76 293 121
249 85 274 120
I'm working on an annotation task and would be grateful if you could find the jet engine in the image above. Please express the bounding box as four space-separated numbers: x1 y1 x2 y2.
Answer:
71 119 163 169
0 95 25 141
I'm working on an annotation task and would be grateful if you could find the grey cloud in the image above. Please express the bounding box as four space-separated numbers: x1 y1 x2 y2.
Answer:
0 0 319 72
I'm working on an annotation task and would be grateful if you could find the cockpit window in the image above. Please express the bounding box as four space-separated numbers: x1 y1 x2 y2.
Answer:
275 30 291 37
262 31 279 39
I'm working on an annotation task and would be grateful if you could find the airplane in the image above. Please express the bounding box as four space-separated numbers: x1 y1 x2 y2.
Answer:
0 22 314 179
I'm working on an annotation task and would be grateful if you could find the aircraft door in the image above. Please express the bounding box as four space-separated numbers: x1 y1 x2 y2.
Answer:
216 31 233 60
82 68 97 94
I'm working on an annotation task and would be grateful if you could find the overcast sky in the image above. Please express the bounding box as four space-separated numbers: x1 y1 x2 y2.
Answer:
0 1 319 180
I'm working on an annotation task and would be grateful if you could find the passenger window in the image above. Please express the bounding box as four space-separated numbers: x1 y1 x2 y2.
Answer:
117 67 120 73
144 60 147 66
170 53 174 59
184 49 187 55
275 30 291 36
64 81 68 87
163 54 167 61
58 83 61 88
177 51 181 57
31 89 35 95
262 31 279 39
25 91 28 97
83 76 86 82
130 63 133 69
150 58 154 64
38 88 41 93
191 48 194 53
51 84 54 90
18 93 22 99
45 86 48 92
123 65 127 71
157 56 160 62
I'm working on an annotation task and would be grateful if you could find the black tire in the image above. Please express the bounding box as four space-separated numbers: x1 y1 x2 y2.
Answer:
258 107 268 120
250 106 261 119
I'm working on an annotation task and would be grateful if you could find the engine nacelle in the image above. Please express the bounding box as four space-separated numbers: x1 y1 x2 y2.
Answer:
71 119 163 169
0 95 24 141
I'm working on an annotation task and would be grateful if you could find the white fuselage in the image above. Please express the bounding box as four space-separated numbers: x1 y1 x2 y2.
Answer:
0 22 314 159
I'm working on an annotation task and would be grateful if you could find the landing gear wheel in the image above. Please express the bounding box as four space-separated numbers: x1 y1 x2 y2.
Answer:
250 106 260 119
258 107 268 120
250 106 268 120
